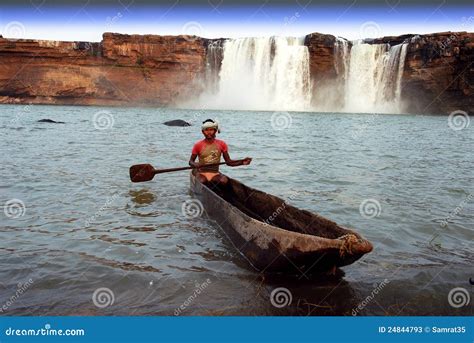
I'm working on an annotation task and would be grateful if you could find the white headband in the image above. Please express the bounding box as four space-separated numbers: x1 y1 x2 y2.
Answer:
201 120 220 132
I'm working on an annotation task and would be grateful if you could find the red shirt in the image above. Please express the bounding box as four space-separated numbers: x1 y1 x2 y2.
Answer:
192 139 228 172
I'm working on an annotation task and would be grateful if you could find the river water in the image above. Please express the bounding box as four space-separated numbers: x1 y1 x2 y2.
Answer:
0 105 472 316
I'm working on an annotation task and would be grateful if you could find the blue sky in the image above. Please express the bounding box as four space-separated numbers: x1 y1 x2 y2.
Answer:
0 3 472 41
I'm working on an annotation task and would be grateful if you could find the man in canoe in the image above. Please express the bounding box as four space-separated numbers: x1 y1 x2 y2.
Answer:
189 119 252 186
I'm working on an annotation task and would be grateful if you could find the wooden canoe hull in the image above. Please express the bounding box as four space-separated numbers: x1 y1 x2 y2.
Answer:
190 171 373 274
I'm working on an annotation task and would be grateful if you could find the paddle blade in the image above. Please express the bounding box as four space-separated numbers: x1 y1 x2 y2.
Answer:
130 164 155 182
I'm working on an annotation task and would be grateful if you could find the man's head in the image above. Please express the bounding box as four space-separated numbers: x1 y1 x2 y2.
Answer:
201 119 219 140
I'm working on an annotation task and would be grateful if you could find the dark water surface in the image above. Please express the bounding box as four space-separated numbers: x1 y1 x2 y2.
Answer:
1 105 472 316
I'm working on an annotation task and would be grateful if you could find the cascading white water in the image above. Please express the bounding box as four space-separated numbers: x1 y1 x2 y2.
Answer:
394 44 408 102
196 37 312 112
182 36 409 114
204 40 224 94
334 37 350 83
344 42 408 113
344 43 388 112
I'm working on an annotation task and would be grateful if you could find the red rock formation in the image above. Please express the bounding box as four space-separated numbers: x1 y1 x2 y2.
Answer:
304 33 338 81
0 33 207 106
400 32 473 115
304 33 351 110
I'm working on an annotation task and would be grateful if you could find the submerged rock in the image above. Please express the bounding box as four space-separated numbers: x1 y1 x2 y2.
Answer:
163 119 191 127
37 119 65 124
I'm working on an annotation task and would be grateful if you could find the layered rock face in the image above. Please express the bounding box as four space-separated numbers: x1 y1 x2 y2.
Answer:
304 31 473 114
304 33 350 111
0 31 472 114
304 33 340 81
399 32 473 115
0 33 206 106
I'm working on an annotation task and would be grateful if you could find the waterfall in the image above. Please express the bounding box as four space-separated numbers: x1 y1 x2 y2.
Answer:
394 43 408 102
334 37 350 83
204 40 224 94
197 37 312 112
181 36 409 114
344 42 408 113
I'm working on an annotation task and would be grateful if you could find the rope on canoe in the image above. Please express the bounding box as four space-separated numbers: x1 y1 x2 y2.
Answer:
338 234 360 257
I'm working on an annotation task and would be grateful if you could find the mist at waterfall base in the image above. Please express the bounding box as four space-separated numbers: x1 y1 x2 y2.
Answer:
181 37 409 114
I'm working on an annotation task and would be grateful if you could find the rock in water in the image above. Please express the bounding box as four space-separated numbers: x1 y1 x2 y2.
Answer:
37 119 65 124
163 120 191 127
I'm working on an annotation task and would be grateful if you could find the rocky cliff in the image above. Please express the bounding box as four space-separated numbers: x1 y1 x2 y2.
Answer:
0 33 206 106
0 31 472 114
304 33 340 82
399 32 473 115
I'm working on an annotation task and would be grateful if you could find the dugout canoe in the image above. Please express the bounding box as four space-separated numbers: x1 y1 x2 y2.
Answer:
190 170 373 274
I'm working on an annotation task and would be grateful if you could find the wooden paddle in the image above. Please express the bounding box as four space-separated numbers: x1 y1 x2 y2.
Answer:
129 160 245 183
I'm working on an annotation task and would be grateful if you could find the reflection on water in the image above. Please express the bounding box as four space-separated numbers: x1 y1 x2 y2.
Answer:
0 105 472 316
129 189 157 206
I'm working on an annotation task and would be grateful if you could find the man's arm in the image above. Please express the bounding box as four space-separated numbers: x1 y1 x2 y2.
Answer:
189 153 200 168
223 152 252 167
